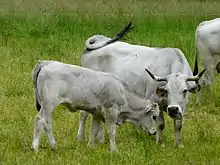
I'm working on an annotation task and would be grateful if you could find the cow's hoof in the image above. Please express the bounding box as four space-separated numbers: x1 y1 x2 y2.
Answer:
160 143 165 148
31 146 38 152
110 148 117 152
96 133 105 144
76 134 84 141
87 142 95 148
177 144 184 148
97 137 105 144
31 142 39 152
148 130 156 135
156 142 165 148
50 145 57 151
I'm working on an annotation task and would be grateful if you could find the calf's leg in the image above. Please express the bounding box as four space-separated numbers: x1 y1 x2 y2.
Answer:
31 112 45 152
87 116 101 147
77 111 89 141
43 109 56 149
31 104 56 152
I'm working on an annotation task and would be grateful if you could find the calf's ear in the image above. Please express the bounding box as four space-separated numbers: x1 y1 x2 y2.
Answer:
145 102 159 114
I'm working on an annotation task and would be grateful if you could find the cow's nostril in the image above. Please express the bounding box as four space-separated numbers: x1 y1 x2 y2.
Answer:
174 107 178 112
168 106 179 114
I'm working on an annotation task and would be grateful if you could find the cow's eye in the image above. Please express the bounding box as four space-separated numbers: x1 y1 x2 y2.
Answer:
163 89 168 93
183 89 187 97
152 116 157 120
183 89 187 94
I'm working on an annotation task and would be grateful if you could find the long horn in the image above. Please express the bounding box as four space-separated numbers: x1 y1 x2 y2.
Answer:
145 68 167 82
187 68 207 81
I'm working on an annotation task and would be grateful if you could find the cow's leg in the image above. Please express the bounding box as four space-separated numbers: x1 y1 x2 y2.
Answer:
87 116 100 148
195 48 215 104
77 111 89 141
196 68 213 105
174 119 184 148
106 121 117 152
96 122 105 144
156 110 165 147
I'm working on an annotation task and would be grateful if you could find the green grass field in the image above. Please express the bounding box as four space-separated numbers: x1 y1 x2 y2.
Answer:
1 0 220 164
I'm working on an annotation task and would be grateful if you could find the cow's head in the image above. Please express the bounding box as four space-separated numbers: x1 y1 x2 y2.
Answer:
145 68 206 120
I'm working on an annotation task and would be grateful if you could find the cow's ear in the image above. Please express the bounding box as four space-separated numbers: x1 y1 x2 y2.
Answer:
156 86 167 97
188 84 200 93
216 61 220 73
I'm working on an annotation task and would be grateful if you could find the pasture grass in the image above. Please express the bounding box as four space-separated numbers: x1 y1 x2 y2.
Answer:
1 0 220 164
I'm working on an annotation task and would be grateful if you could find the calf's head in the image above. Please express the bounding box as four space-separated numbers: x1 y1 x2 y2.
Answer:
141 101 160 135
119 101 160 135
145 68 206 120
132 101 160 135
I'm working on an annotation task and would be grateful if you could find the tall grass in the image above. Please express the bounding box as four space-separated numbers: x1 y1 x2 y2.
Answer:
0 0 220 164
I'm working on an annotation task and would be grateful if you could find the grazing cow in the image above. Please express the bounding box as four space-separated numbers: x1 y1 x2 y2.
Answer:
31 60 160 152
77 23 206 147
194 18 220 102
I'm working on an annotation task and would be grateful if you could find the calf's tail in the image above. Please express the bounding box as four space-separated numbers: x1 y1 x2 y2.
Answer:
32 60 52 111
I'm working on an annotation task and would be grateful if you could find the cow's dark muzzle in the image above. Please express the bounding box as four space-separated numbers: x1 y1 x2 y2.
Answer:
167 106 182 119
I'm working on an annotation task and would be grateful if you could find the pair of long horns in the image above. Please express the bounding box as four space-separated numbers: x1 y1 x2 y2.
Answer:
145 68 207 82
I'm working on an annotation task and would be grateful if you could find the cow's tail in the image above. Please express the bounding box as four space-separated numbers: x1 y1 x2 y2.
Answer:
193 30 199 76
32 60 51 111
85 21 134 51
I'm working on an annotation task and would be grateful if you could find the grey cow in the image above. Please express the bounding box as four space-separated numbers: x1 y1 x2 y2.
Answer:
194 18 220 103
31 60 160 152
77 22 206 148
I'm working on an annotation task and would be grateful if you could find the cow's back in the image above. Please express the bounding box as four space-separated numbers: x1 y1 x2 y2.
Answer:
82 42 191 98
196 18 220 56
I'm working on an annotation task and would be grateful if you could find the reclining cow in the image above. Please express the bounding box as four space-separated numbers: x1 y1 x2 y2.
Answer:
77 22 206 148
31 60 160 152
